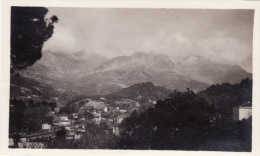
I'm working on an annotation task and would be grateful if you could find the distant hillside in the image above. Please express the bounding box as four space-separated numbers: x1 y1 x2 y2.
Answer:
198 78 252 116
176 55 252 84
106 82 172 102
20 50 108 92
10 74 76 106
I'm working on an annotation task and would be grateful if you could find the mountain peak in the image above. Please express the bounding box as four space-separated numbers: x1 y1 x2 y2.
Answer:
95 52 175 72
184 55 210 63
131 51 147 57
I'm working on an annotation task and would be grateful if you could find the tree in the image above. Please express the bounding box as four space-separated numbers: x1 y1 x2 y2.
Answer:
11 7 58 70
9 99 27 133
198 78 252 120
119 89 221 150
23 105 50 132
12 133 22 148
56 126 67 140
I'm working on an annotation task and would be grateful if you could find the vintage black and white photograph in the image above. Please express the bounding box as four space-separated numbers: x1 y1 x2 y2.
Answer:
8 6 254 151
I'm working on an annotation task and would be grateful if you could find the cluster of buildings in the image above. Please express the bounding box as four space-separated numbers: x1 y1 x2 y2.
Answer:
8 97 146 148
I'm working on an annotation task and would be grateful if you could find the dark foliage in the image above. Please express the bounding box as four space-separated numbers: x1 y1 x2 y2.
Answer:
198 78 252 119
65 95 88 106
9 99 56 133
119 89 251 151
84 111 94 120
106 82 172 102
9 99 27 133
59 105 78 114
56 126 66 140
119 89 219 150
11 7 58 70
9 133 22 148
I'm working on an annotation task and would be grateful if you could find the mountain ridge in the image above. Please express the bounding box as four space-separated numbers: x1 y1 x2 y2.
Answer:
20 51 252 96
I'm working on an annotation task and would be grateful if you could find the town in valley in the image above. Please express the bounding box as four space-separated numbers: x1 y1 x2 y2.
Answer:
8 7 254 151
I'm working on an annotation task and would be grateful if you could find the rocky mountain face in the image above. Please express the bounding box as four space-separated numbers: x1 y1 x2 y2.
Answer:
176 55 252 85
20 50 108 90
20 51 252 96
95 52 175 72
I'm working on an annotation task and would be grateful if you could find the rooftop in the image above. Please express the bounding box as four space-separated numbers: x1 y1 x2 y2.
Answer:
240 101 252 107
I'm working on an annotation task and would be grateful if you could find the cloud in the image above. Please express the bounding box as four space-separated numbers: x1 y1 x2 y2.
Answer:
197 34 252 67
43 8 254 72
44 27 79 53
173 33 191 46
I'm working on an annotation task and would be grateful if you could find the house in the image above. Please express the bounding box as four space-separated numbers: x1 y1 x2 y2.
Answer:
54 108 60 112
18 142 46 148
59 115 69 121
75 123 85 129
51 125 61 131
73 113 78 119
112 126 120 136
93 112 102 124
100 97 107 101
65 125 71 130
66 131 76 140
59 118 71 126
9 138 14 147
42 123 51 131
117 118 123 124
233 101 252 121
119 109 127 113
78 128 86 132
66 131 84 140
75 133 83 139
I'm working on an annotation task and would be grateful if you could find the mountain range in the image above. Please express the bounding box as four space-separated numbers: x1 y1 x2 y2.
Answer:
20 51 252 96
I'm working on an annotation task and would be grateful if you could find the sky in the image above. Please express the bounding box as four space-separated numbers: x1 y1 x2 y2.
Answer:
43 8 254 72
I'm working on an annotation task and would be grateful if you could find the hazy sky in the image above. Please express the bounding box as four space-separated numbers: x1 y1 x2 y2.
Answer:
43 8 254 72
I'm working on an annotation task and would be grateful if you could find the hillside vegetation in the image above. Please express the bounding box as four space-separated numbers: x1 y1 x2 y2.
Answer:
198 78 252 118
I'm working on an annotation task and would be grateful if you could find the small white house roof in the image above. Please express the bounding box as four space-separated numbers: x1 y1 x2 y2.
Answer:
239 101 252 108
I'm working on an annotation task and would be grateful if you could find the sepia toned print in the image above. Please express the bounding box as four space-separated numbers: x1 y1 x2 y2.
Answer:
9 7 253 151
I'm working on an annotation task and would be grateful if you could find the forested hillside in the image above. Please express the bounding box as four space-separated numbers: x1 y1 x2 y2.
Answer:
106 82 172 102
198 78 252 118
119 84 252 151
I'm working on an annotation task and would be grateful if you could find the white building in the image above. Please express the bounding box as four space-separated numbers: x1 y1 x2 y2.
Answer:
65 126 71 130
119 109 127 113
117 117 124 124
75 133 83 139
60 115 69 121
112 126 120 136
93 112 102 124
73 113 78 119
233 102 252 121
42 123 51 131
60 120 71 126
